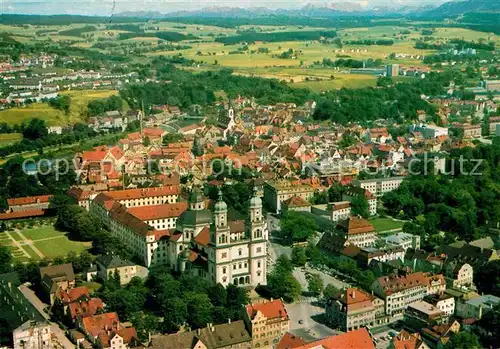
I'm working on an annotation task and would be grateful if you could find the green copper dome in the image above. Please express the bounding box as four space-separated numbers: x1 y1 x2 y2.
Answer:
214 188 228 213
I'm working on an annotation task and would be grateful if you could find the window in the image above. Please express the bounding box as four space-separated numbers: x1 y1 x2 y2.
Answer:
221 252 227 258
238 249 242 256
257 261 261 268
223 267 227 274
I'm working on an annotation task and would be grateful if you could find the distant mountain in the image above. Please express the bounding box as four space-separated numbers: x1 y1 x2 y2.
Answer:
117 0 499 20
421 0 500 18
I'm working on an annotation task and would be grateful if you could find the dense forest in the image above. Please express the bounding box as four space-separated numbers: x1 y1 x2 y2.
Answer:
312 71 456 124
119 66 315 109
117 31 198 42
58 25 97 37
215 30 337 45
383 139 500 245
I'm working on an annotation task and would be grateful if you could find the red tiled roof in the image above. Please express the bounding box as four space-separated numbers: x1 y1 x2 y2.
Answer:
0 209 47 220
104 186 180 201
376 272 428 295
283 196 311 208
246 299 289 321
393 330 425 349
58 286 89 304
128 202 188 221
295 328 375 349
81 312 120 338
69 298 104 320
335 288 374 312
194 227 210 247
81 147 108 162
99 327 138 348
7 195 52 206
277 333 307 349
337 216 374 235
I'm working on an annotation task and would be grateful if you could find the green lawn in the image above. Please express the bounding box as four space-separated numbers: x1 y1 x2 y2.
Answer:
0 226 92 261
24 245 42 261
33 238 91 259
78 281 102 293
21 226 68 240
370 218 405 232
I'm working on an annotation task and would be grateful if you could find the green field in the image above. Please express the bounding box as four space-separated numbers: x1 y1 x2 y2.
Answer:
370 218 405 232
0 225 91 261
59 89 122 121
0 103 68 126
0 133 23 146
21 226 67 240
34 238 90 259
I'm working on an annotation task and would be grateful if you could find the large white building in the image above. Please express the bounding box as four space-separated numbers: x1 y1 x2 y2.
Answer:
351 177 405 198
90 187 268 288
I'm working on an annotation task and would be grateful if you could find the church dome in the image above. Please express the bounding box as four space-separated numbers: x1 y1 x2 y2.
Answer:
214 188 227 213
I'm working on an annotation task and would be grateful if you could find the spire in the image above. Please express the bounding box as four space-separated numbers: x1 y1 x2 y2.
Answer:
214 187 227 213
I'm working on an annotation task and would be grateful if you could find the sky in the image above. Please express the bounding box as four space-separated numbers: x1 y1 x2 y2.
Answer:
0 0 451 16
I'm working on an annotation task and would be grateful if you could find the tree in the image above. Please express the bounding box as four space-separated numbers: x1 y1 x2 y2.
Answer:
143 136 151 146
0 245 12 274
131 312 158 342
275 255 294 274
479 303 500 347
444 332 481 349
161 297 187 333
280 212 318 245
267 271 302 302
475 260 500 296
291 246 307 267
22 118 48 140
306 273 324 295
351 195 370 218
185 292 213 329
323 284 339 300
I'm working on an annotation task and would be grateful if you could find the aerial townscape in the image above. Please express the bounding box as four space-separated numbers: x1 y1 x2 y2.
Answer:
0 0 500 348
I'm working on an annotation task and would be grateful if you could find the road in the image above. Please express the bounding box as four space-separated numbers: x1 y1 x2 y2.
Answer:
19 284 75 349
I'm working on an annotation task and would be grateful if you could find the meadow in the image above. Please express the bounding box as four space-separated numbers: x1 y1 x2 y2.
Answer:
0 133 23 146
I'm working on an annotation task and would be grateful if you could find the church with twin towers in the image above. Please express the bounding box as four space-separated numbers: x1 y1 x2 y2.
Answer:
175 186 269 288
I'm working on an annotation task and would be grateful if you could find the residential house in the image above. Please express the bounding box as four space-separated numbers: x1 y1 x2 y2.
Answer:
95 255 141 285
404 301 449 330
325 288 384 332
243 299 290 348
424 293 455 317
149 320 252 349
455 294 500 320
39 263 75 305
389 330 430 349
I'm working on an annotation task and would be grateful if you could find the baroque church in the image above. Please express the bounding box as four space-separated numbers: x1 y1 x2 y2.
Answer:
172 186 269 288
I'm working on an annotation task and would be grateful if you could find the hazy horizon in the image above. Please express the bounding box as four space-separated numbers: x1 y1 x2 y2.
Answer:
0 0 452 16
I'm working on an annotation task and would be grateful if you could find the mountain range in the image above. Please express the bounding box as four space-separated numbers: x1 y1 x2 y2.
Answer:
117 0 499 19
